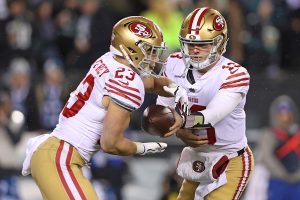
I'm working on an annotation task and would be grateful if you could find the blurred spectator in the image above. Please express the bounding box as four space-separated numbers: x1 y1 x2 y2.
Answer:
67 0 99 77
89 1 121 62
35 58 69 131
32 0 60 71
285 0 300 10
0 0 8 19
0 89 24 200
0 0 9 70
280 8 300 73
75 0 98 54
246 95 300 200
5 0 33 60
55 0 79 63
5 57 41 131
262 95 300 200
90 151 129 200
141 0 184 52
239 0 285 74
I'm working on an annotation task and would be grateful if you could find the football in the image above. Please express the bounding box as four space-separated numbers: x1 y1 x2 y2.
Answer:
141 105 175 137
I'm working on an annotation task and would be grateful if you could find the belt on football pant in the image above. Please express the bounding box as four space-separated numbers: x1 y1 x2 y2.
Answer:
228 147 247 159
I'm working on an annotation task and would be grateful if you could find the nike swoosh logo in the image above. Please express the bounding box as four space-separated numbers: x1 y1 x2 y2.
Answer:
174 75 185 78
118 80 129 86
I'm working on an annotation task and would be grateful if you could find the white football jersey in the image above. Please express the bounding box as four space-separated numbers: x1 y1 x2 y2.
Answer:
52 52 145 161
157 53 250 153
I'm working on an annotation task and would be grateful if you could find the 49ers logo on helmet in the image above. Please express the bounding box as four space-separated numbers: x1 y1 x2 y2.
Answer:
129 22 152 38
213 15 225 31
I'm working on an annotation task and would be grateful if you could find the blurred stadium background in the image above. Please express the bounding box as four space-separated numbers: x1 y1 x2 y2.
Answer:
0 0 300 199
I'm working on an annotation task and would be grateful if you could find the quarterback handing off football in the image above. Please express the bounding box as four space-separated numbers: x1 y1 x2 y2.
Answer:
141 105 175 137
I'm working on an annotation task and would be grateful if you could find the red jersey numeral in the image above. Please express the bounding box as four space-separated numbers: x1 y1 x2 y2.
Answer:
222 62 240 74
190 104 216 144
170 52 183 59
62 74 95 118
115 68 136 81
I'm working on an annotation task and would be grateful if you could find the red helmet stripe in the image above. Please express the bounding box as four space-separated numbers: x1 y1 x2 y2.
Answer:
188 8 200 34
188 7 209 35
195 7 209 34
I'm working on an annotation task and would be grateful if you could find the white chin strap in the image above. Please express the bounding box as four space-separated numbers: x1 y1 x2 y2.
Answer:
190 58 212 70
186 45 220 70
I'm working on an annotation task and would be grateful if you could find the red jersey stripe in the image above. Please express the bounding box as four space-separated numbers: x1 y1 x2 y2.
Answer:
105 82 141 100
108 79 140 93
226 72 248 80
220 83 249 90
105 87 141 107
220 78 250 88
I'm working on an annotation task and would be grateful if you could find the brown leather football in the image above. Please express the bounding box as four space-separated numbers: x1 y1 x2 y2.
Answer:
141 105 175 137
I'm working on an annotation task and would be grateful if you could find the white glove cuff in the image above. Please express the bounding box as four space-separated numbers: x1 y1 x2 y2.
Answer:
134 142 145 155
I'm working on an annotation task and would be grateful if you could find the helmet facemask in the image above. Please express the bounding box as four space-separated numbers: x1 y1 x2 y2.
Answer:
136 41 167 77
179 34 226 71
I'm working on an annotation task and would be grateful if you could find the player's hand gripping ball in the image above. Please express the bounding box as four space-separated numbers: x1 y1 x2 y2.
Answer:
141 105 175 137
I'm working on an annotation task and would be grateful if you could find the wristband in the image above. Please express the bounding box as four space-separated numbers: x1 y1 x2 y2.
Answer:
134 142 145 155
184 112 212 129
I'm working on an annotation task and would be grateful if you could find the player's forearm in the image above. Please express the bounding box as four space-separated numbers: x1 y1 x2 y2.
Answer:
101 137 138 156
183 91 242 129
202 91 242 126
101 135 167 156
142 76 174 97
102 122 138 156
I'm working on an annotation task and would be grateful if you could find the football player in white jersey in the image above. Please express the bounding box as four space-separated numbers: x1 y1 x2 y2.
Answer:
21 16 188 200
156 8 254 200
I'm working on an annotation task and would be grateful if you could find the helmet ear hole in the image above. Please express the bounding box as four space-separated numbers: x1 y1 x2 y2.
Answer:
128 47 136 53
